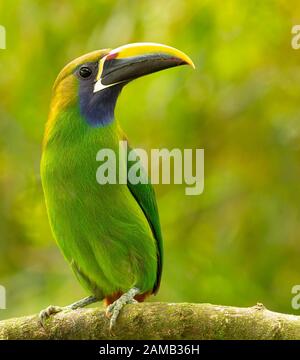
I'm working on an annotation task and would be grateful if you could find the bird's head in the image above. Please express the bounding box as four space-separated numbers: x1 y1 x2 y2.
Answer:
45 43 194 145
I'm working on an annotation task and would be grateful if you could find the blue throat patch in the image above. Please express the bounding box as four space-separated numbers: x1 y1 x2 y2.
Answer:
79 81 122 127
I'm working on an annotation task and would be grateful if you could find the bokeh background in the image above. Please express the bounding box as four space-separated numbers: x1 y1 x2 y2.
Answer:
1 0 300 320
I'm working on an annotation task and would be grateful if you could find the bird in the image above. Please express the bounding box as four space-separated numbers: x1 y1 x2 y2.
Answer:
40 42 194 331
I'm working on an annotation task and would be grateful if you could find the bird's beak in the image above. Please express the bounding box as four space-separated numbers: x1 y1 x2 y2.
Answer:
94 42 195 92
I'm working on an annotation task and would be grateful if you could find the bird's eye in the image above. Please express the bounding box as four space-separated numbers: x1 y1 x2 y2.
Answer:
79 66 93 79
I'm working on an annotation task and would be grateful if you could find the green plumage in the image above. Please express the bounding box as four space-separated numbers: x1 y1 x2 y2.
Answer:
41 107 162 299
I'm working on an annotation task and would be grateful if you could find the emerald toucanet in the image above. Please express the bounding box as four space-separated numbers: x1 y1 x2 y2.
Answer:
40 42 194 329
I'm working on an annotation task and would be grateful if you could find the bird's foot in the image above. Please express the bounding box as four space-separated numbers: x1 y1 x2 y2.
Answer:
106 287 140 333
39 295 98 327
39 305 66 327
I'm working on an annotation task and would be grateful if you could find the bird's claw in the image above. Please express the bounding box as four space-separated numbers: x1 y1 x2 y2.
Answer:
39 296 98 328
39 305 65 327
105 287 140 333
106 298 137 318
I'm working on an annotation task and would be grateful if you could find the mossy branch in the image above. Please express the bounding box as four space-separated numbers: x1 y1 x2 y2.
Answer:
0 302 300 340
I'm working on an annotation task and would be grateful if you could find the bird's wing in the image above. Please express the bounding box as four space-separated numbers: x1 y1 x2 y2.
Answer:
125 142 163 294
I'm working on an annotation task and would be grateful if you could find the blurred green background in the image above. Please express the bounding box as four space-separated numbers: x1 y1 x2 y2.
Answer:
1 0 300 320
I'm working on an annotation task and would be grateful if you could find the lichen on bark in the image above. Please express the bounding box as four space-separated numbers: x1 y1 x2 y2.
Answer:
1 302 300 340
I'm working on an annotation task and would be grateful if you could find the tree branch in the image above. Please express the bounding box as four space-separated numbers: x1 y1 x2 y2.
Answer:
0 302 300 340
